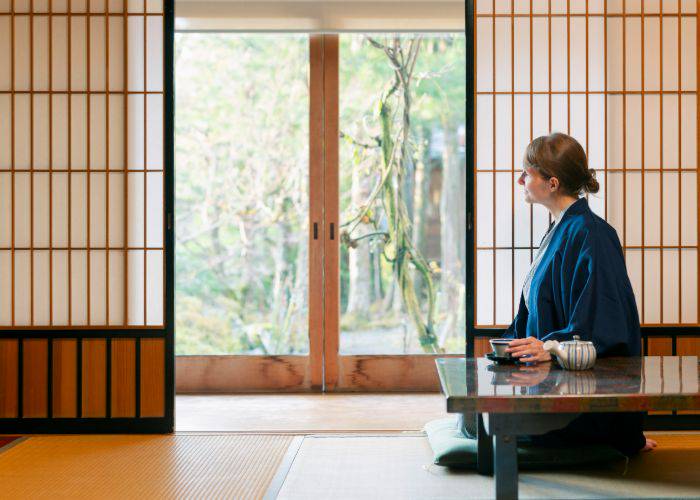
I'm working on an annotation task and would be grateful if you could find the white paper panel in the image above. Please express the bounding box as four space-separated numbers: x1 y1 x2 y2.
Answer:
681 18 697 92
91 0 107 13
70 0 87 13
146 16 163 91
70 172 87 247
495 249 513 325
127 93 145 169
494 95 512 169
681 95 697 170
681 0 697 13
661 172 679 246
127 16 145 91
14 173 31 247
662 249 680 324
108 94 125 170
108 250 124 324
33 250 50 325
90 250 107 324
681 249 698 324
587 17 605 92
0 95 9 169
476 172 493 247
108 172 125 247
33 94 50 169
662 94 680 169
680 172 697 247
531 18 549 92
531 94 549 139
607 95 624 169
70 95 88 169
588 95 605 169
0 251 10 324
14 15 30 91
108 16 124 91
532 201 550 248
643 95 660 170
607 17 623 92
127 172 144 246
625 18 642 92
626 253 643 320
52 173 69 247
14 94 31 170
661 17 678 91
494 18 511 93
0 17 10 91
146 250 163 324
109 0 125 13
71 250 87 325
33 172 50 247
512 95 530 171
70 16 87 91
477 19 494 91
127 249 144 325
14 250 31 325
51 16 69 91
146 94 163 169
52 1 69 14
513 18 529 93
128 0 145 13
643 17 660 91
607 172 625 243
626 172 642 246
147 0 163 13
569 18 586 92
52 95 69 170
550 94 567 135
494 0 510 14
476 250 493 325
643 172 661 246
146 171 163 247
626 95 642 170
570 94 586 154
33 16 50 91
52 250 69 325
550 17 567 92
89 172 107 247
513 249 530 305
476 95 493 170
0 173 9 247
495 172 512 247
643 249 661 323
475 0 491 14
513 172 531 248
89 16 107 91
89 95 107 170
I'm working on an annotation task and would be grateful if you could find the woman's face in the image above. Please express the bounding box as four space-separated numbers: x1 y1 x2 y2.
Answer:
518 165 556 205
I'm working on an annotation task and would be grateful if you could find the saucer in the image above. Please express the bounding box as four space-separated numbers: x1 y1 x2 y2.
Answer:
485 352 520 364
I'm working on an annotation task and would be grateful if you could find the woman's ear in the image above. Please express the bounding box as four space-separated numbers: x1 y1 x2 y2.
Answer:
548 177 560 192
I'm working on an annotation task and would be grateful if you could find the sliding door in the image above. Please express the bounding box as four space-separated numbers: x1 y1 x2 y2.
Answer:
0 0 173 432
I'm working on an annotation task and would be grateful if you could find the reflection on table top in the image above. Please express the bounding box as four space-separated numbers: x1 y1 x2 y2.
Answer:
436 356 700 414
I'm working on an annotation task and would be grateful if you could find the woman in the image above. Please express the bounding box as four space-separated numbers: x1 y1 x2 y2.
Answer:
503 132 656 455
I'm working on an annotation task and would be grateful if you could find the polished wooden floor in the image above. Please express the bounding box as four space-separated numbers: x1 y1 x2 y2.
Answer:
176 393 450 432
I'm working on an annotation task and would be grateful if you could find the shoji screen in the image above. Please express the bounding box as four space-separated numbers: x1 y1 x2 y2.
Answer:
474 1 698 345
0 0 172 432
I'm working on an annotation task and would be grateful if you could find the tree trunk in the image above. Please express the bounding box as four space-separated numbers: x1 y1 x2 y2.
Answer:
346 163 373 316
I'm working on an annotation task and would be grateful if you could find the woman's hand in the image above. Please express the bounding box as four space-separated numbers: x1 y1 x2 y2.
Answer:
506 362 551 386
505 336 551 363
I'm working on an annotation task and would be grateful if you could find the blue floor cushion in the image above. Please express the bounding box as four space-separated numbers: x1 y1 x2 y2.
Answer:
424 417 626 470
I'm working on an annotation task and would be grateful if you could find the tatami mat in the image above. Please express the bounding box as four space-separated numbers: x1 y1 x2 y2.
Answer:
275 434 700 499
0 433 293 499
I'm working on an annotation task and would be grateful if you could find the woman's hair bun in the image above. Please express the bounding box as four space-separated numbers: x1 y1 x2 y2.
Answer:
584 168 599 194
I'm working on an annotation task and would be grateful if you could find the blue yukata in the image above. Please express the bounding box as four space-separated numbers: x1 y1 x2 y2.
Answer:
504 197 645 456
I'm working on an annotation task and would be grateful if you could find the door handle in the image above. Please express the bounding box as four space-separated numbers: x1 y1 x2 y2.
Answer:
330 223 335 240
313 222 318 240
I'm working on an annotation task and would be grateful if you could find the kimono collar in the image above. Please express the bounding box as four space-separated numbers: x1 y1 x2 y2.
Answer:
557 197 588 222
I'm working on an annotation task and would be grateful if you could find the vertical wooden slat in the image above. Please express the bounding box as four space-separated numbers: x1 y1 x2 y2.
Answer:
22 338 47 417
52 338 77 418
67 3 72 326
48 0 53 326
86 0 91 325
641 0 646 323
697 0 700 325
308 35 324 389
140 337 164 417
323 34 339 390
622 0 628 264
0 339 19 418
11 0 15 327
658 1 664 325
676 0 682 324
143 2 148 326
105 3 110 325
510 0 514 319
123 2 128 326
111 337 135 417
492 0 496 324
29 2 34 327
604 0 608 221
81 338 106 417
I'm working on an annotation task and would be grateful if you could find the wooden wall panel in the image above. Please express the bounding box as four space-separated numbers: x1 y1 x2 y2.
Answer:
22 339 48 418
474 337 493 358
111 338 135 417
81 339 106 418
52 339 77 418
0 339 18 418
140 338 164 417
647 336 674 355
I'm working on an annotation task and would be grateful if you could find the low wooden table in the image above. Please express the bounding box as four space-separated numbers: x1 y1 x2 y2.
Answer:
435 356 700 499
